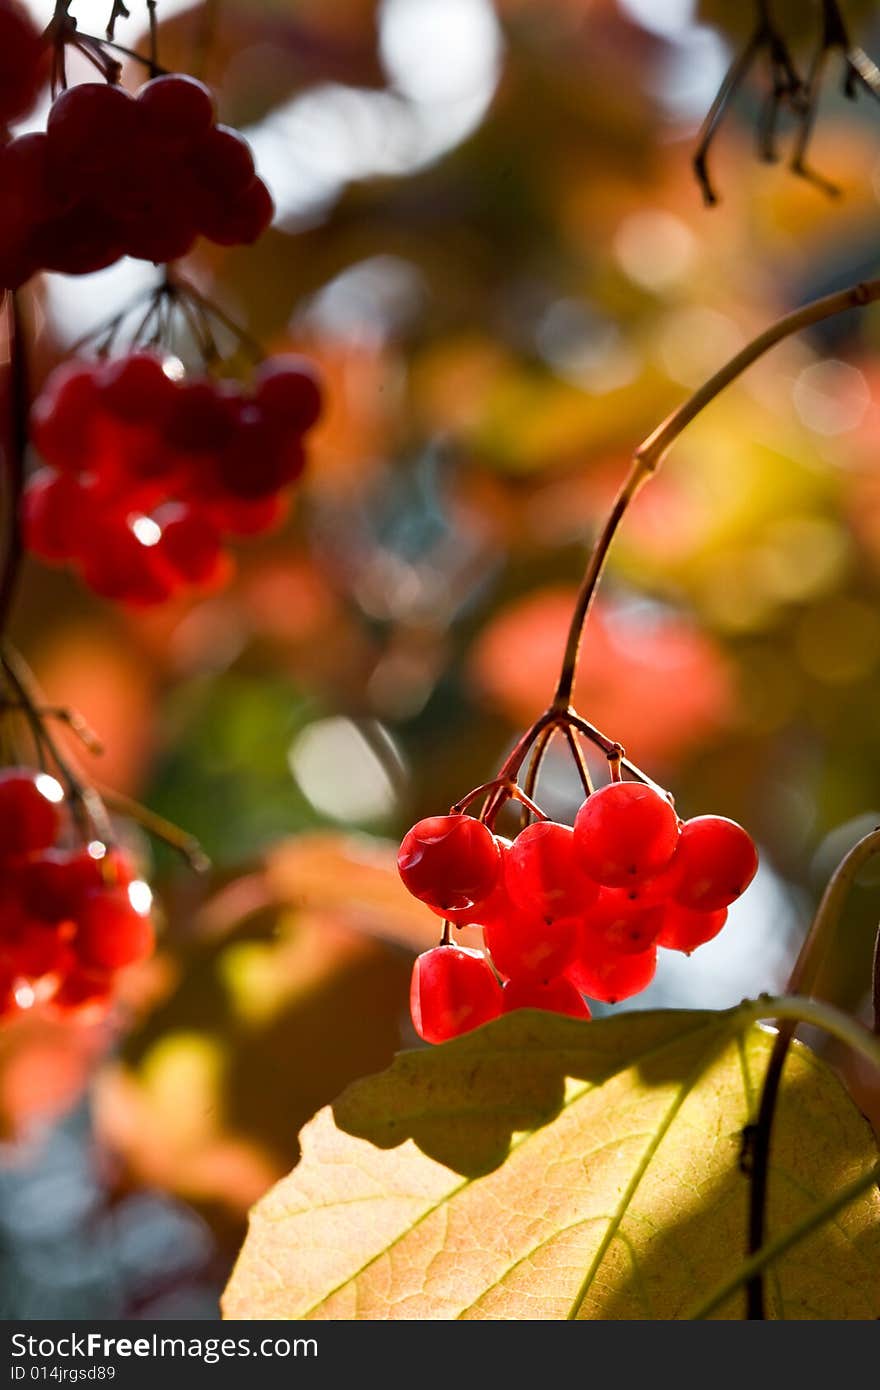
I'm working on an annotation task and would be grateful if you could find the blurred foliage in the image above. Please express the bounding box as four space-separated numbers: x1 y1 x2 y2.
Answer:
5 0 880 1316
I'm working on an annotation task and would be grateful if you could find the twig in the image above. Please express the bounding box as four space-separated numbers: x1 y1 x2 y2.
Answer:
96 784 211 872
551 278 880 712
746 824 880 1317
692 0 802 206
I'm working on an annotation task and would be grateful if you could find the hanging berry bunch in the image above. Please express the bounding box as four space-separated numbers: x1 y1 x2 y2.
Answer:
0 0 326 608
399 371 764 1044
400 776 758 1043
24 278 323 605
0 651 177 1025
0 0 312 1026
0 0 49 133
0 1 274 287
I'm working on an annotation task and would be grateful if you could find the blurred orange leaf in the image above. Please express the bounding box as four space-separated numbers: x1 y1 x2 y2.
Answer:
469 590 734 766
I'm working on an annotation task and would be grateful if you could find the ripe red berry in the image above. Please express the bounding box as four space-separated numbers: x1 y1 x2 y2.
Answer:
254 357 324 433
76 887 155 971
190 124 256 192
157 507 227 587
214 410 290 498
0 770 62 860
398 814 501 915
99 352 175 425
23 471 91 562
506 820 599 920
580 886 665 955
567 940 658 1004
573 781 679 886
46 83 139 200
166 380 235 451
199 175 274 246
136 74 216 147
30 362 100 471
671 816 758 911
3 920 67 979
0 0 47 126
484 908 578 983
50 964 113 1018
410 945 503 1044
658 903 727 953
502 975 591 1019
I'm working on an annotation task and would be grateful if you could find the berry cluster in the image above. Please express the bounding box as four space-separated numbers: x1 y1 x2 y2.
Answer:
399 782 759 1044
0 768 155 1023
0 0 46 131
1 74 273 289
25 350 322 604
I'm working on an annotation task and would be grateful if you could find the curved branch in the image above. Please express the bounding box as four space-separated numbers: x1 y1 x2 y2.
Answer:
746 825 880 1317
551 277 880 710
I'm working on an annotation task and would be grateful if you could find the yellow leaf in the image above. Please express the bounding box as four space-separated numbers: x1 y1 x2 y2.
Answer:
222 1006 880 1320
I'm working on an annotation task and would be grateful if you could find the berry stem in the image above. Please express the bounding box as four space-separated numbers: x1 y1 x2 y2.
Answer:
0 642 113 843
453 773 550 825
562 723 593 797
519 721 555 829
550 277 880 713
688 1158 880 1320
745 823 880 1318
96 784 211 872
0 699 104 755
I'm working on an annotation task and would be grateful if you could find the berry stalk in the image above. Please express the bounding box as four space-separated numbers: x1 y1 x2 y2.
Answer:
552 277 880 712
745 823 880 1318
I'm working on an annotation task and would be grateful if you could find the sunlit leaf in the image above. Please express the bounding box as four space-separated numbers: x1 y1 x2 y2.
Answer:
223 1006 880 1319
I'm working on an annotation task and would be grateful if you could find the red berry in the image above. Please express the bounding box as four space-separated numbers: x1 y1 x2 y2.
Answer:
579 887 665 955
658 903 727 953
567 942 657 1004
484 909 578 983
199 175 274 246
573 781 679 886
671 816 758 911
20 846 125 923
136 74 216 147
502 975 591 1019
206 491 288 537
157 507 226 586
30 361 101 471
254 357 324 433
506 820 599 920
49 964 113 1017
99 353 175 425
122 192 198 264
79 514 179 607
0 1 47 126
215 410 290 498
23 470 91 562
410 945 502 1044
76 886 155 971
3 920 67 979
46 83 138 177
398 815 501 915
190 125 256 192
37 200 124 276
0 769 62 860
166 380 235 452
